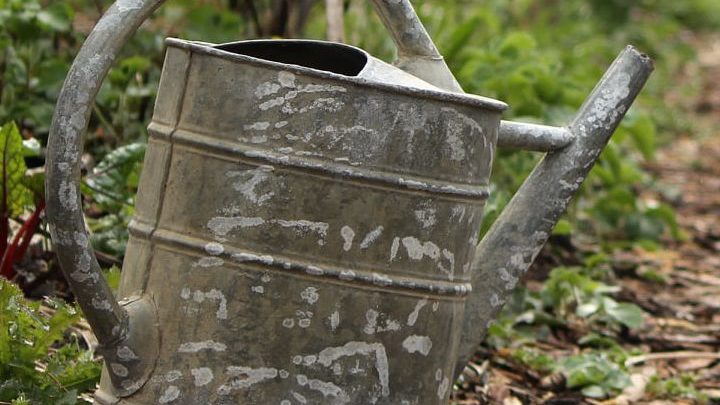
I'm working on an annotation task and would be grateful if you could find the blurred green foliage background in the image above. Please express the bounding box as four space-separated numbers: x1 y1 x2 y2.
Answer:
1 0 718 403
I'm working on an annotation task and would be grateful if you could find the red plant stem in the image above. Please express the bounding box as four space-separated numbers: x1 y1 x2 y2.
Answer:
0 200 45 279
0 218 22 278
1 126 8 259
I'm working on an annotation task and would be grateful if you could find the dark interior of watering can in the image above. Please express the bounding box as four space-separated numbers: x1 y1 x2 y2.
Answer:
215 41 367 76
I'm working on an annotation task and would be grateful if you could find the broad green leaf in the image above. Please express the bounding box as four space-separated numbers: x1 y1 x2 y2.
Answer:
605 301 645 329
581 384 607 398
85 142 146 210
0 122 32 217
576 301 600 317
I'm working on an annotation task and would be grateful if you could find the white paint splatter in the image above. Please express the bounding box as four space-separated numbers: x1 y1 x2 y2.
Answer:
316 341 390 397
437 376 450 400
250 135 267 144
401 237 440 260
110 363 128 377
158 385 181 404
364 309 400 333
292 391 308 404
180 289 227 319
402 335 433 356
227 166 275 205
390 237 400 261
340 226 355 251
178 340 227 353
498 267 519 290
255 81 281 98
510 252 527 270
165 370 182 382
438 249 456 281
116 346 138 361
191 368 213 387
243 122 271 131
208 216 328 245
192 256 225 268
360 226 384 249
301 287 319 304
296 310 313 328
208 216 265 236
407 297 428 326
329 311 340 331
273 219 329 246
278 71 296 88
489 293 504 307
217 367 278 394
306 378 349 402
414 206 437 229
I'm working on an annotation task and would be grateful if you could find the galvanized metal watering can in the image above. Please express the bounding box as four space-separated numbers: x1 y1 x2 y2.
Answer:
46 0 653 403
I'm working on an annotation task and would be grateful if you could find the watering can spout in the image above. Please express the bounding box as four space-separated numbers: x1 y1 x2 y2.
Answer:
453 46 655 377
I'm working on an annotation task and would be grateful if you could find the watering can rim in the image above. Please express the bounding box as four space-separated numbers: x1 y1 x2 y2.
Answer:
165 37 509 113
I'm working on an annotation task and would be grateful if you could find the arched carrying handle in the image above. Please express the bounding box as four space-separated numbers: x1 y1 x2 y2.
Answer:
46 0 165 396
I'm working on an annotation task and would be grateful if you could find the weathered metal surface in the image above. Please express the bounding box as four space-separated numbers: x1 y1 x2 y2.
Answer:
369 0 580 153
106 38 501 403
497 121 574 152
45 0 165 395
370 0 464 93
50 29 504 402
45 0 653 402
454 46 655 377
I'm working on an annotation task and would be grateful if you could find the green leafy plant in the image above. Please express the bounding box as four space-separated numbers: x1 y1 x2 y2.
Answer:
558 351 631 398
540 267 645 330
0 121 44 279
83 142 146 258
647 373 708 403
0 0 76 133
0 278 101 404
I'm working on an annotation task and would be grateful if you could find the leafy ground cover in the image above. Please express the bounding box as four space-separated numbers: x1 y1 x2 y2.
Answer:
0 0 719 403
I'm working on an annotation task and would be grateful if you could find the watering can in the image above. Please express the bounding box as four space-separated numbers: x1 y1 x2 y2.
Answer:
46 0 653 403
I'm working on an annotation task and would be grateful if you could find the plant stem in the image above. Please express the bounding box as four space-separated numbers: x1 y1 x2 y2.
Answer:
326 0 345 42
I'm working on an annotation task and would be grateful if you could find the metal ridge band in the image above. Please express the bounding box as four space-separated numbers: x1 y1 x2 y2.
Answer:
129 221 472 297
148 122 490 202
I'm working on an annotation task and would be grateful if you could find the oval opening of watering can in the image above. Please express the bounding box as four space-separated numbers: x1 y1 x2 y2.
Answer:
45 0 654 404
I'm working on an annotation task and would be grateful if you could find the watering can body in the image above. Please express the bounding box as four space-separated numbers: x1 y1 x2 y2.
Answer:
45 0 653 403
98 39 504 404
